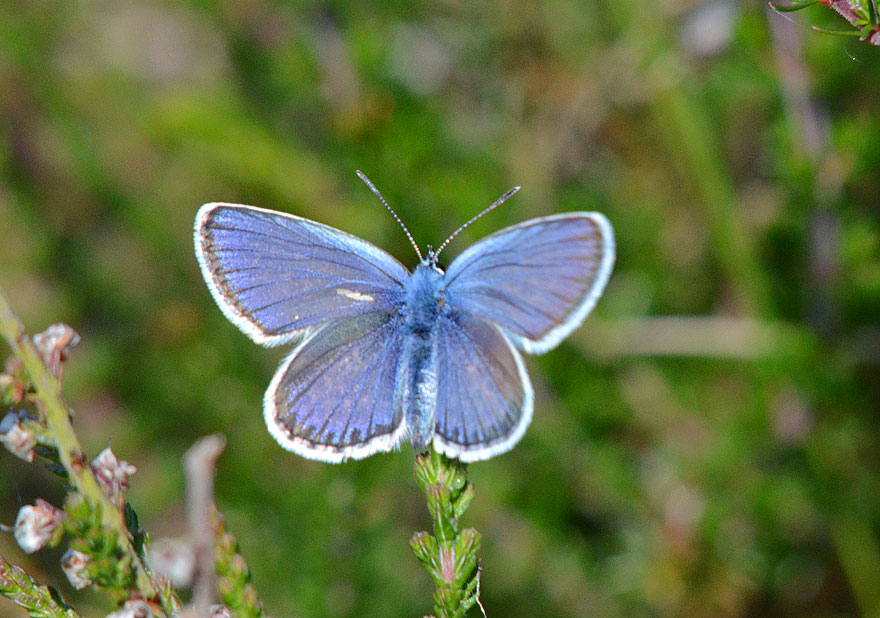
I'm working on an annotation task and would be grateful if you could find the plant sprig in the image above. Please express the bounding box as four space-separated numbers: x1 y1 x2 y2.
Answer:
0 553 80 618
212 506 266 618
411 449 484 618
0 286 180 615
769 0 880 43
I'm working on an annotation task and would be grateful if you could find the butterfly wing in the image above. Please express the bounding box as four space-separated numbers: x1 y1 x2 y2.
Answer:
432 312 533 462
195 203 410 346
265 310 406 462
443 213 614 354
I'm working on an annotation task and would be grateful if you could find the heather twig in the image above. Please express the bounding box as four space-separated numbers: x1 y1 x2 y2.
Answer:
211 507 266 618
0 286 179 614
411 448 484 618
770 0 880 43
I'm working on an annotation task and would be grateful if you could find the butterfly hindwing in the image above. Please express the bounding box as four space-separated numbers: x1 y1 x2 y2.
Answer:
195 203 409 346
432 312 533 462
265 310 406 462
443 213 614 354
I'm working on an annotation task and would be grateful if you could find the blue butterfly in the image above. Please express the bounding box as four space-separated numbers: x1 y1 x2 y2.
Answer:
194 172 614 463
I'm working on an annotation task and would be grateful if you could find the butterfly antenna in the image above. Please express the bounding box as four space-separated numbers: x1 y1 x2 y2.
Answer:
434 185 521 259
356 170 423 261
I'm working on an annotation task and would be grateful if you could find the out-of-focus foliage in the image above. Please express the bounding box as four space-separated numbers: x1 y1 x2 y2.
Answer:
1 1 879 617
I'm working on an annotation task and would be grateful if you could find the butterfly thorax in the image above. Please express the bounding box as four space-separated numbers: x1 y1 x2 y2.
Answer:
403 261 446 334
400 261 447 452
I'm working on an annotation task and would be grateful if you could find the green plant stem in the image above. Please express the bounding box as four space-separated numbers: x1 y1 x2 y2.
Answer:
0 553 80 618
0 285 173 614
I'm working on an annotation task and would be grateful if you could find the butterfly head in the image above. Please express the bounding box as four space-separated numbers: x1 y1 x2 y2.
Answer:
423 245 445 274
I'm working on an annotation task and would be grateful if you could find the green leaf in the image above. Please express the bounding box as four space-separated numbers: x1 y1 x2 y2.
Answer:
0 555 81 618
768 0 822 12
811 25 862 36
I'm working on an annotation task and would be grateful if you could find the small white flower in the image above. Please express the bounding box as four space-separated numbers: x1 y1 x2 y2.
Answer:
61 548 91 589
105 599 154 618
33 323 80 377
149 537 196 587
14 499 64 553
92 446 137 504
0 412 37 462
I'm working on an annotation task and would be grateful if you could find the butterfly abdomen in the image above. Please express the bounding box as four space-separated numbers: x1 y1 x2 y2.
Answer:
399 332 438 452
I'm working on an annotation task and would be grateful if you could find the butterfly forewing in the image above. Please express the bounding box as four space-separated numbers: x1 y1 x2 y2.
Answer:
443 213 614 354
195 203 409 346
432 313 533 462
265 311 406 462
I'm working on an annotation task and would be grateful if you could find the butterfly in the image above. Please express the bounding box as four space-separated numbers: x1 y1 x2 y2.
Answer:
194 172 614 463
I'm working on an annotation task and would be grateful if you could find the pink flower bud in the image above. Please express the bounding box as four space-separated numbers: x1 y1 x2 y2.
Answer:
61 548 91 589
92 446 137 504
14 498 64 553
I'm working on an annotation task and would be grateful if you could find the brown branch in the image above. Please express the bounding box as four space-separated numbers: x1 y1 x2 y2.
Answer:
179 434 227 618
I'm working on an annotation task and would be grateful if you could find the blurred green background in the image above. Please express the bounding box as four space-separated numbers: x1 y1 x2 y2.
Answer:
2 1 880 616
